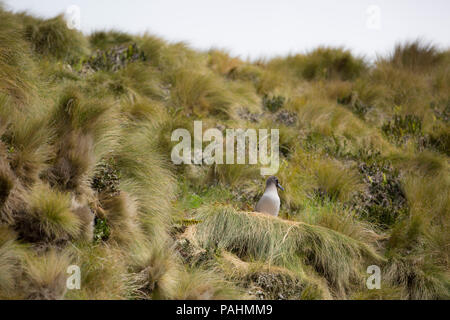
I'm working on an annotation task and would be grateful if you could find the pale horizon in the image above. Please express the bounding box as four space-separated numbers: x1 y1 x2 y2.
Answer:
4 0 450 61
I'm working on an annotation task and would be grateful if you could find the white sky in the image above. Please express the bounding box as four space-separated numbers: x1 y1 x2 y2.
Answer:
4 0 450 61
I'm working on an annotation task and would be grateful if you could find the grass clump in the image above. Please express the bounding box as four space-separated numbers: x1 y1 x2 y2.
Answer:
22 249 72 300
0 227 25 299
21 183 81 242
89 30 134 50
169 68 235 118
194 206 382 297
0 8 36 105
312 159 363 202
388 40 444 72
217 251 331 300
280 47 366 81
66 243 140 299
25 15 88 62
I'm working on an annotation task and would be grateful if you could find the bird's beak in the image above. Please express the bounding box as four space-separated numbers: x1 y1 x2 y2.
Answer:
277 183 284 191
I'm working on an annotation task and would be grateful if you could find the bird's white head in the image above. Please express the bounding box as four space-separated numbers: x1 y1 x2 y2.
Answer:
265 176 284 191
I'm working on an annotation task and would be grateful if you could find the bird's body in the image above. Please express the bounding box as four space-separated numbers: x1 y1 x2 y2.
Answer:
255 176 284 216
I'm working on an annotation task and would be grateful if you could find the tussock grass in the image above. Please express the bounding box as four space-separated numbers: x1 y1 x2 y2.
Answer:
273 47 366 81
22 183 81 241
136 34 168 67
295 200 382 245
384 254 450 300
206 164 260 189
2 108 52 185
115 123 176 234
137 36 204 75
217 251 332 299
121 98 166 124
302 47 366 81
101 193 141 246
172 266 244 300
194 206 383 297
45 86 118 190
0 152 27 226
387 40 444 72
111 62 165 100
312 159 363 202
24 15 88 61
208 49 242 76
0 8 36 105
169 68 235 118
22 249 72 299
66 243 140 299
0 227 25 299
89 30 134 50
130 240 179 299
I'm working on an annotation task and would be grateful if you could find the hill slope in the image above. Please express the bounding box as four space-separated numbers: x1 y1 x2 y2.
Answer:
0 7 449 299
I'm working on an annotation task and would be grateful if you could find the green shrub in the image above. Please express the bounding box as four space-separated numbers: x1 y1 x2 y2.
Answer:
382 114 423 145
262 94 285 112
91 159 121 196
352 162 407 228
337 92 372 119
81 43 146 72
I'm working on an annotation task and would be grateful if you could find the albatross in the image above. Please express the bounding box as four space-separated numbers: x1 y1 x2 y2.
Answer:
255 176 284 216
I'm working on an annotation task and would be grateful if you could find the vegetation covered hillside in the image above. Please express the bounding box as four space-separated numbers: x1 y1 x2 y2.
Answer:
0 7 449 300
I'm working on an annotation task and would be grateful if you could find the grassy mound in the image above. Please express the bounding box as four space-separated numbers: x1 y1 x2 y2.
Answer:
193 206 382 297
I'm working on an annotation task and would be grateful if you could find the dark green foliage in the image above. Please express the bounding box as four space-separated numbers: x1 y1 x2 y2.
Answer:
0 171 14 204
80 43 146 72
337 93 371 119
430 100 449 123
305 132 381 163
352 162 407 228
245 270 305 300
382 114 423 145
382 113 449 155
275 110 297 126
89 30 134 50
263 94 285 112
425 130 450 156
91 159 121 196
93 217 110 243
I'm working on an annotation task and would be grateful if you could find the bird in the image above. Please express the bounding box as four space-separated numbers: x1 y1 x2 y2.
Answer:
255 176 284 216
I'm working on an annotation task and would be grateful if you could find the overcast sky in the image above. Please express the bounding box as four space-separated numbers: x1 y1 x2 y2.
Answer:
4 0 450 60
